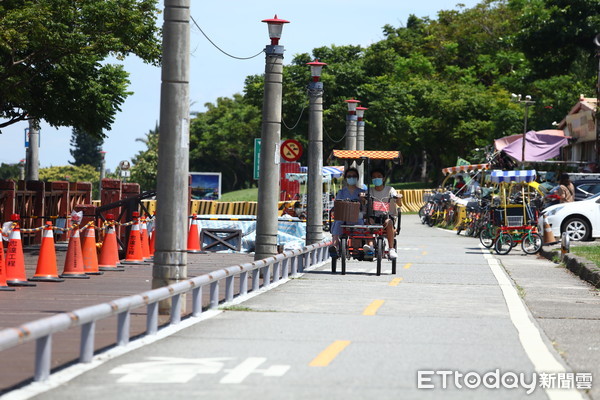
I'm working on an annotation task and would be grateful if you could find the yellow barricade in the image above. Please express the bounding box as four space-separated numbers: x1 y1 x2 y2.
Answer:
245 202 258 215
228 201 247 215
190 200 216 215
140 199 157 216
213 202 230 215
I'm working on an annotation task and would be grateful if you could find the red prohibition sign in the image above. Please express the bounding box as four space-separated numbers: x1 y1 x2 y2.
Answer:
280 139 303 162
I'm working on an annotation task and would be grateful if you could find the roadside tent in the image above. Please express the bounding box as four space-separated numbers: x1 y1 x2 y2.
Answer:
299 166 344 178
496 131 569 162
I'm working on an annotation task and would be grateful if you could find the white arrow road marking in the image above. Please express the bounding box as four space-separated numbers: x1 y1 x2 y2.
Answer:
109 357 231 383
220 357 290 384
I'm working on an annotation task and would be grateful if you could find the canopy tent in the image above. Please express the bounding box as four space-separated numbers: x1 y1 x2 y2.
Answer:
331 150 402 161
494 130 568 162
285 172 332 183
489 169 537 184
494 129 565 152
441 163 490 176
299 166 344 178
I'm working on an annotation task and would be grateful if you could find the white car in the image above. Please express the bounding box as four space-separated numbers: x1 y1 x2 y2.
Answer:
542 193 600 241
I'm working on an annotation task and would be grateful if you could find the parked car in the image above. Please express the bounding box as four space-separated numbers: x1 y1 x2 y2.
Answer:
543 179 600 208
542 192 600 241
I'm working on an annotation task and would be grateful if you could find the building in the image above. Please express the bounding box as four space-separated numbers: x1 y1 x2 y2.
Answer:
557 95 598 163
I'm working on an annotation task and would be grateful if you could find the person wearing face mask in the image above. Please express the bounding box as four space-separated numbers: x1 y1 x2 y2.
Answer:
330 167 365 256
365 168 402 260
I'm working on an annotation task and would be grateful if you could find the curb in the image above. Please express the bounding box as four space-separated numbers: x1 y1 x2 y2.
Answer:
539 245 600 288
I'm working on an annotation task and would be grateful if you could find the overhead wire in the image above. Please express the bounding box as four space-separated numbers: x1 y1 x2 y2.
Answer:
190 15 264 60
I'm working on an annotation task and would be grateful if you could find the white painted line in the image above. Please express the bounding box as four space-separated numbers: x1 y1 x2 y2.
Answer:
479 244 584 400
220 357 266 384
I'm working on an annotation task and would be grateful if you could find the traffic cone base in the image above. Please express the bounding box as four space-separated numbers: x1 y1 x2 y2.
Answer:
29 275 65 282
99 265 125 271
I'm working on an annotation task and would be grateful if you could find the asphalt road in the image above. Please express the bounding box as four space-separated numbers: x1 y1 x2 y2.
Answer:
6 215 598 400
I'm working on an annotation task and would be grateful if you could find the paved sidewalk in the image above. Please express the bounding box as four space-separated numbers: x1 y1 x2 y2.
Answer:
493 246 600 400
16 215 589 400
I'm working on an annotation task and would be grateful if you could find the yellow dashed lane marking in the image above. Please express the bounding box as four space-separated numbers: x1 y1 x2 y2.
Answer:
403 263 412 269
309 340 351 367
389 278 403 286
362 299 385 316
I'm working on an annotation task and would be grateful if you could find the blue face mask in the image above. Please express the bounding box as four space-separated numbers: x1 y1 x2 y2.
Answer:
346 177 358 186
372 177 383 186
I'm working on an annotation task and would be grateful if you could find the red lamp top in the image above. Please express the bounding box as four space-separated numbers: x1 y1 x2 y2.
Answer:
356 106 368 119
345 98 360 113
307 59 327 81
261 14 290 45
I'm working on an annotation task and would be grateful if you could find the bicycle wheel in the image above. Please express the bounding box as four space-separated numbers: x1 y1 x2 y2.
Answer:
494 232 513 255
331 255 337 273
340 239 347 275
479 228 494 248
376 238 383 276
521 232 542 254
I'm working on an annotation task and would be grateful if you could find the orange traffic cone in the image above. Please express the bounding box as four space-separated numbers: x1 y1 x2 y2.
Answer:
542 216 556 245
121 213 146 264
187 214 203 253
82 225 103 275
140 217 151 260
60 228 90 279
0 244 16 291
5 217 36 287
29 222 64 282
98 219 124 271
148 221 156 257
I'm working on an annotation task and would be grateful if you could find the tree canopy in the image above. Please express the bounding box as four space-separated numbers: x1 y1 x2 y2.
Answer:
0 0 161 136
181 0 599 188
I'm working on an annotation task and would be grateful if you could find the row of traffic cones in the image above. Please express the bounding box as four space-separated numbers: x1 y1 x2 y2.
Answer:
0 213 156 290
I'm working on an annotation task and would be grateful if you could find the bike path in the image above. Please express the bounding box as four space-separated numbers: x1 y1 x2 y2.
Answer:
14 215 585 400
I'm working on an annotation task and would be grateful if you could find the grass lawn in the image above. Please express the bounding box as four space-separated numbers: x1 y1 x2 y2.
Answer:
220 188 258 202
571 246 600 268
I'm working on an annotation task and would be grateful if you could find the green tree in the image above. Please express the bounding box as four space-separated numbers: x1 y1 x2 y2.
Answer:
69 128 104 168
0 162 21 180
39 165 98 184
0 0 161 136
130 125 159 191
189 94 261 192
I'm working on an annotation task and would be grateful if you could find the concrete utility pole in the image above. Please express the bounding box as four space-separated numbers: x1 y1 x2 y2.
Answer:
306 59 327 245
153 0 190 312
99 151 106 201
356 106 367 187
255 15 289 260
25 119 39 181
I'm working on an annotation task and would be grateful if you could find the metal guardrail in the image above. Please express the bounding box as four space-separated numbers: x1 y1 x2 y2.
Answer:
0 241 332 383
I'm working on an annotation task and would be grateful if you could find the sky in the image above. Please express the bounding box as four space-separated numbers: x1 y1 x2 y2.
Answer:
0 0 482 171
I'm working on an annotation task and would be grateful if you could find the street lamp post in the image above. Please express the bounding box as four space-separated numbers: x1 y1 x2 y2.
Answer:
594 34 600 162
153 0 191 313
26 119 39 181
255 15 289 260
356 106 368 187
345 99 360 151
306 59 327 245
511 93 535 165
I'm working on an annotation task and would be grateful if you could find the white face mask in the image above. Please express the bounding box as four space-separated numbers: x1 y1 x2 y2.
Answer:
346 177 358 186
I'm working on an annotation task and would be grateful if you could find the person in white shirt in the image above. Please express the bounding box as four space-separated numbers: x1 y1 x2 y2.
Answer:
363 168 402 259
